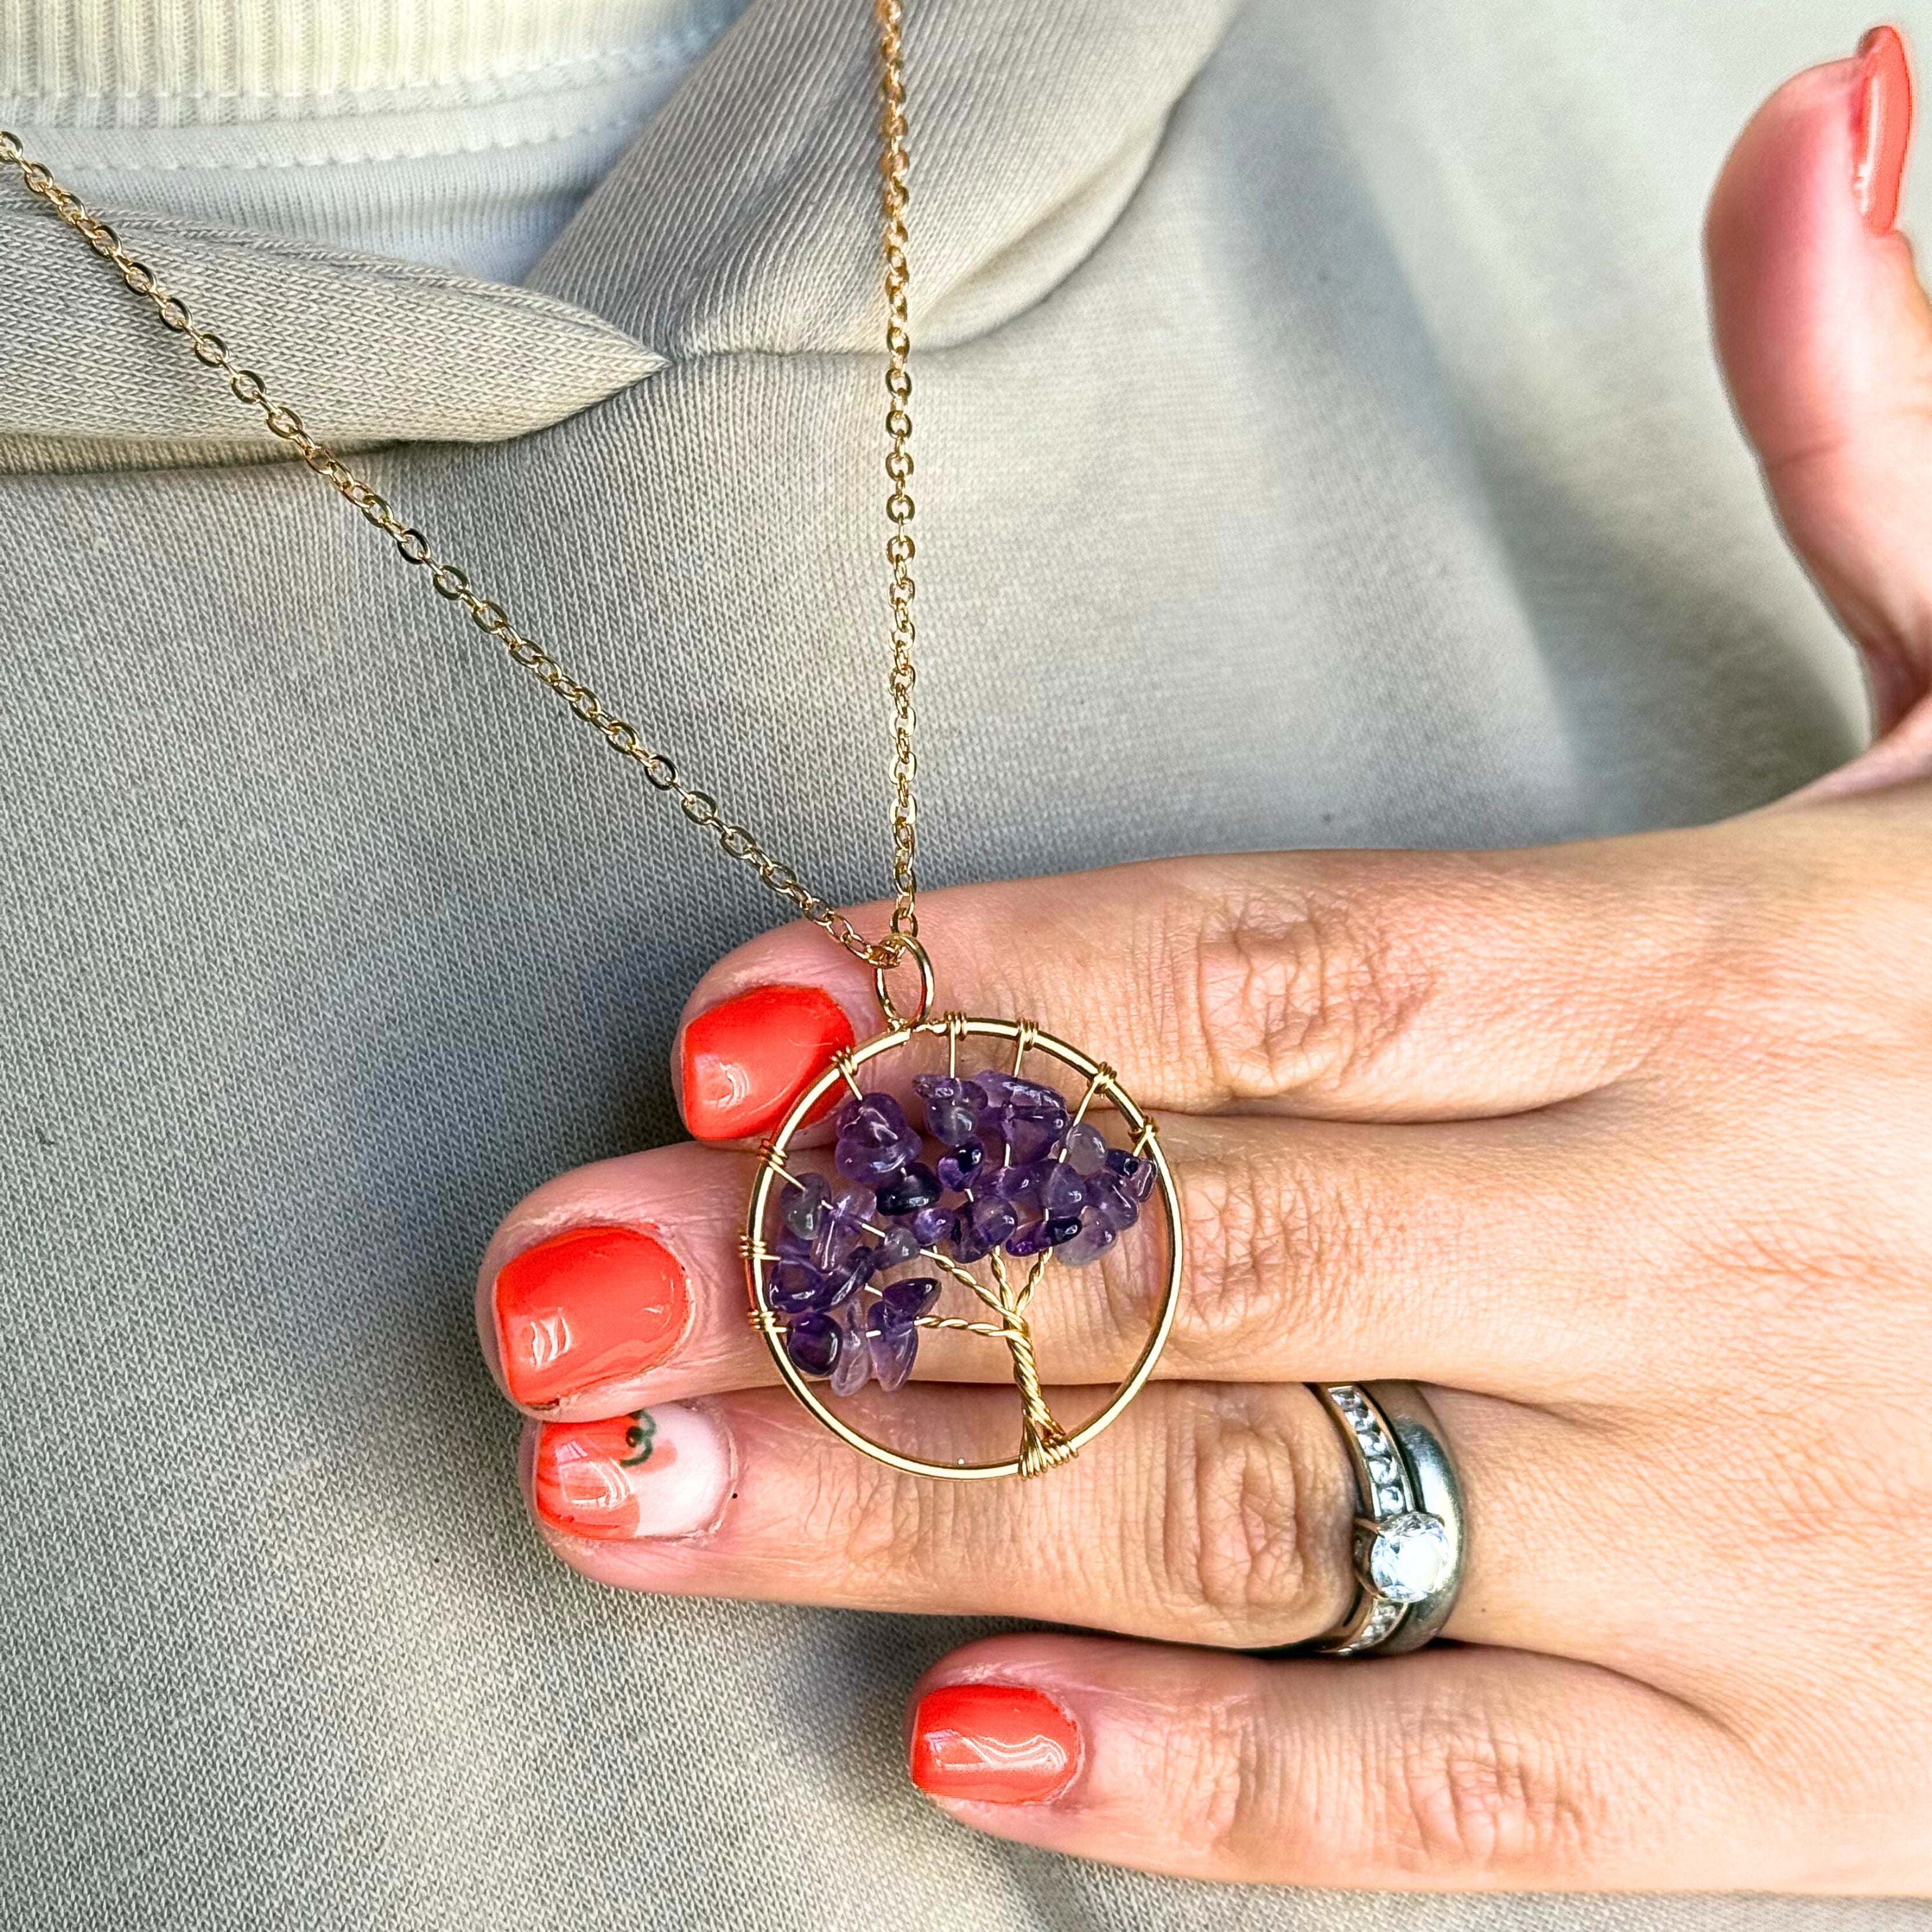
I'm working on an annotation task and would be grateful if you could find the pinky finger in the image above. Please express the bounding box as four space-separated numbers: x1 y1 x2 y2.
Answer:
904 1635 1753 1892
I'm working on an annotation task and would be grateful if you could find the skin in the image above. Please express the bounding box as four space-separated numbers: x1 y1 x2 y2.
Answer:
476 52 1932 1890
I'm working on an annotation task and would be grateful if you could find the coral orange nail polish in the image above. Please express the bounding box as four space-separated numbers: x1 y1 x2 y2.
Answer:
1856 24 1913 234
679 983 856 1142
494 1224 687 1407
532 1404 730 1540
909 1684 1080 1805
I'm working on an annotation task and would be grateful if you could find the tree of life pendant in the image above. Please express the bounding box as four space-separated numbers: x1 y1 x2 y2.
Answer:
743 942 1183 1480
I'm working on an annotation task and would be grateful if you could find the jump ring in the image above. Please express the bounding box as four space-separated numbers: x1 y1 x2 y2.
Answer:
873 932 935 1029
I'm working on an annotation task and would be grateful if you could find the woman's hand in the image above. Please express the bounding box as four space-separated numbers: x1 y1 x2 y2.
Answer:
473 31 1932 1891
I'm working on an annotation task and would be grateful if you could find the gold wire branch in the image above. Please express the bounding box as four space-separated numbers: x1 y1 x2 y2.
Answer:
1068 1068 1109 1130
916 1315 1009 1339
1016 1248 1053 1314
924 1246 1008 1316
1010 1019 1039 1075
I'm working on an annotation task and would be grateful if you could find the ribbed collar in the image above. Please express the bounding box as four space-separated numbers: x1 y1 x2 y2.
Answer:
1 0 726 127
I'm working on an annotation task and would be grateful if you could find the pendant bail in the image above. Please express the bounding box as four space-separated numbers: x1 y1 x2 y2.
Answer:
874 932 935 1029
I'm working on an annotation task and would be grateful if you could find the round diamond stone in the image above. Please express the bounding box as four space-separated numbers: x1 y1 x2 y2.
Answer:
1365 1512 1451 1605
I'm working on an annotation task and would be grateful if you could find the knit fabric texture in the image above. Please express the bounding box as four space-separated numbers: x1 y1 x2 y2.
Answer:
0 0 745 277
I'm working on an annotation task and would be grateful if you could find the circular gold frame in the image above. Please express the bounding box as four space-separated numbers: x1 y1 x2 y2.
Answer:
744 1015 1184 1480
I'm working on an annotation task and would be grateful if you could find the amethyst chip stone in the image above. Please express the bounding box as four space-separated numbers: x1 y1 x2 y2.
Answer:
811 1184 876 1270
961 1195 1017 1256
1006 1214 1082 1258
835 1091 921 1184
950 1218 992 1264
911 1073 981 1148
911 1203 954 1248
865 1299 919 1392
769 1257 834 1314
989 1160 1042 1205
780 1171 831 1239
823 1243 878 1306
1003 1220 1052 1259
935 1141 983 1191
1039 1163 1087 1217
1057 1219 1118 1268
1063 1121 1108 1176
785 1311 841 1380
1085 1170 1140 1234
879 1276 941 1321
876 1223 920 1266
972 1071 1069 1160
836 1133 920 1185
830 1302 873 1396
836 1090 913 1141
875 1161 942 1218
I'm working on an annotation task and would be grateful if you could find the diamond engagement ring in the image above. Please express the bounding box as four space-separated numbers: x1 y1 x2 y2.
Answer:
1302 1381 1466 1657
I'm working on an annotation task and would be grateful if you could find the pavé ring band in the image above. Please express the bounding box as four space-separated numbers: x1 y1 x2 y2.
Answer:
1301 1381 1466 1657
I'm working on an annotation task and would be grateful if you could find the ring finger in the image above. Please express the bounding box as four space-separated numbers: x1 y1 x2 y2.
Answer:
522 1376 1565 1652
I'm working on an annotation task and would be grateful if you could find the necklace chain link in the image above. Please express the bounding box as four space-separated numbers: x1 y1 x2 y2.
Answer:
877 0 919 945
0 0 920 970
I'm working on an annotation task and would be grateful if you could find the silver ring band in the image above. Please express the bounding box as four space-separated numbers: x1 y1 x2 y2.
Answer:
1301 1382 1465 1657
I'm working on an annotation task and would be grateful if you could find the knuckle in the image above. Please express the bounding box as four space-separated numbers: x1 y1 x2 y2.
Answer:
1163 1138 1378 1368
1168 873 1434 1102
1169 1683 1627 1886
1141 1389 1320 1641
1378 1703 1608 1881
1178 1690 1289 1863
832 1453 945 1598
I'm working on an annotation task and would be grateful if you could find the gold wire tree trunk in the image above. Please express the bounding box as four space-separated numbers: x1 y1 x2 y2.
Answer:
919 1246 1074 1477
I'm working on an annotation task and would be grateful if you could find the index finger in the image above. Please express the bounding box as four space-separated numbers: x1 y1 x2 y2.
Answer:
673 836 1713 1134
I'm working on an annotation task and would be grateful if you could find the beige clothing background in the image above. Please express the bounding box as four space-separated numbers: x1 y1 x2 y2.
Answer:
0 0 1919 1925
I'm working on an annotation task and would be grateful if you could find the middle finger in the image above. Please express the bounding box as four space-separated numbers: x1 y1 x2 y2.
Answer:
479 1104 1627 1421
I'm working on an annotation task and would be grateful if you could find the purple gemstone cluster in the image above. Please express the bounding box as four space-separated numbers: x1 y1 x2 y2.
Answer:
767 1067 1156 1392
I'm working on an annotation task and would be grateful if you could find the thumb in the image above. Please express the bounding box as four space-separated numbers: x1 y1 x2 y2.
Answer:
1707 23 1932 795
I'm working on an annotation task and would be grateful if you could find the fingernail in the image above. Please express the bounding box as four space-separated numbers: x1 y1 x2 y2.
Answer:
532 1404 730 1540
679 983 856 1142
494 1224 689 1407
909 1684 1080 1805
1855 24 1913 234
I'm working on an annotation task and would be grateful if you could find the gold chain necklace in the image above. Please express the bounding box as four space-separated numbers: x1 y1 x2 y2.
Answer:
1 0 1181 1482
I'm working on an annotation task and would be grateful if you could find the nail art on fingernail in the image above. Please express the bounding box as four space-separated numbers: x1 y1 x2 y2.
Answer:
1856 24 1914 234
532 1403 731 1540
494 1224 689 1408
909 1684 1081 1805
680 983 856 1142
